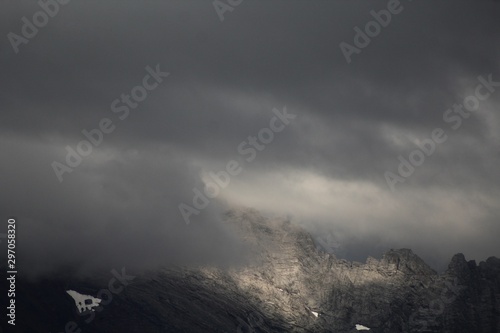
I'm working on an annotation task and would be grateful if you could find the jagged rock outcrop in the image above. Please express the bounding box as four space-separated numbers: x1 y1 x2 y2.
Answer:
215 209 500 332
3 208 499 332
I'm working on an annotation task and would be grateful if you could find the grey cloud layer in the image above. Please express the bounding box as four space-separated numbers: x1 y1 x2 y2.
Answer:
1 0 499 275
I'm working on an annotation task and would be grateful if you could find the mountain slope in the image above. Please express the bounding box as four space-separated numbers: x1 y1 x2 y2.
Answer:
3 208 499 333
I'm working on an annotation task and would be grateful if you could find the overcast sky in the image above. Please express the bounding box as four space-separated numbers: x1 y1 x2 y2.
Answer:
1 0 499 277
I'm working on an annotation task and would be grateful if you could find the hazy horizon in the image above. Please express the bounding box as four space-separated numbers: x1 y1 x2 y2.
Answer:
1 0 500 278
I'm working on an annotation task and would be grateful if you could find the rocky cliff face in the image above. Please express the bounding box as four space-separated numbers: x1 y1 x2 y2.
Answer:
216 209 500 332
4 208 500 332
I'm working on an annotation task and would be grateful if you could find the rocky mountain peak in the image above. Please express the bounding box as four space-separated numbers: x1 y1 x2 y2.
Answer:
446 253 470 278
381 248 437 276
6 209 500 332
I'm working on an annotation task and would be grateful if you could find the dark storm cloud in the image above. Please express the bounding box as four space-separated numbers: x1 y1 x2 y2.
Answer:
0 132 248 279
0 0 499 276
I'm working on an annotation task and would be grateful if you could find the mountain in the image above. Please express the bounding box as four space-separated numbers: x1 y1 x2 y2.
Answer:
2 208 499 332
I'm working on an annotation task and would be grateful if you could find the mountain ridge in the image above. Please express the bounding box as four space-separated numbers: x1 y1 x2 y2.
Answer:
2 208 499 332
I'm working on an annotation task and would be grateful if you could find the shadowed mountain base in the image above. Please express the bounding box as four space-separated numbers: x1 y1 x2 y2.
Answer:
2 208 499 333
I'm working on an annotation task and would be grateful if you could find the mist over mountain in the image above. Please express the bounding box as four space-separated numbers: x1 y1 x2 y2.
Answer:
2 208 499 333
1 0 500 279
1 0 500 332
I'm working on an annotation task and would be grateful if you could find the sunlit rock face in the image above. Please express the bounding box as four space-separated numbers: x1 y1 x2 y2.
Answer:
213 209 499 332
9 208 500 332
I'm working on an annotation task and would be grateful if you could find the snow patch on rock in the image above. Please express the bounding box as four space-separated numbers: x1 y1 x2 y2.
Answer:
66 290 101 313
355 324 370 330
